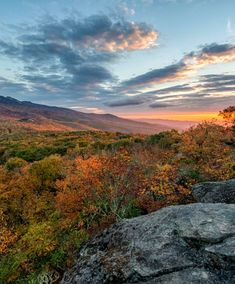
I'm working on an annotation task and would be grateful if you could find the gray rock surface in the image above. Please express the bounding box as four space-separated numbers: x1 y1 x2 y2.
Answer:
61 203 235 284
192 179 235 203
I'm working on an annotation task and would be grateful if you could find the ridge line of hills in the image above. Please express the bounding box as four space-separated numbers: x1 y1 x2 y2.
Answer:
0 95 173 134
0 96 170 134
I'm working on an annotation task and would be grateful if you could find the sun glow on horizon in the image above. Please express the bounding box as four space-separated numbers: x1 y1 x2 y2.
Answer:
121 112 221 122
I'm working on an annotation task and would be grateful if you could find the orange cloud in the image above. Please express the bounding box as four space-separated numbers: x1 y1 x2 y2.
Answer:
185 44 235 70
83 25 158 52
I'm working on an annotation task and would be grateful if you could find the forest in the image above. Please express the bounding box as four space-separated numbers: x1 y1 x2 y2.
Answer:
0 107 235 283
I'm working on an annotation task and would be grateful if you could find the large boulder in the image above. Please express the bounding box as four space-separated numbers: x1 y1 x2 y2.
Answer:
192 179 235 204
61 203 235 284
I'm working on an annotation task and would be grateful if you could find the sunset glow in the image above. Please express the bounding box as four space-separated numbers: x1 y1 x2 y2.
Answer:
122 112 221 122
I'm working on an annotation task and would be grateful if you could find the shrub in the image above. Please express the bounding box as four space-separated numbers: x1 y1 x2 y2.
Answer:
29 155 65 191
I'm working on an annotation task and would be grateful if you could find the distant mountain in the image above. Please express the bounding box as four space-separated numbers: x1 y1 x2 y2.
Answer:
0 96 170 134
134 118 198 131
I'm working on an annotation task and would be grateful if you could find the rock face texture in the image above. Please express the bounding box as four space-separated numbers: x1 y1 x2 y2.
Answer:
61 203 235 284
192 179 235 204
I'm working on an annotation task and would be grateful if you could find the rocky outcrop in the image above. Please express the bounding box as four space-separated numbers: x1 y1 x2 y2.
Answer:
192 179 235 204
61 203 235 284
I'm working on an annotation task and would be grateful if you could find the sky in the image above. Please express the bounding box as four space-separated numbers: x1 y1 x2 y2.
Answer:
0 0 235 121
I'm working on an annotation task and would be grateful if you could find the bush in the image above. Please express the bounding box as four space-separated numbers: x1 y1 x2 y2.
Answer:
5 157 27 172
29 155 65 191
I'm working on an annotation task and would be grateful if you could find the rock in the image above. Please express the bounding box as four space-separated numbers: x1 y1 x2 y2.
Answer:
61 203 235 284
139 268 222 284
192 179 235 204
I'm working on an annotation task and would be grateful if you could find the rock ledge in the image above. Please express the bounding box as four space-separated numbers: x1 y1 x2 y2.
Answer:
62 203 235 284
192 179 235 203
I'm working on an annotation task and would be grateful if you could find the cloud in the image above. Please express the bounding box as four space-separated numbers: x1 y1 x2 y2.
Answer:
201 74 235 82
105 96 149 107
121 43 235 91
72 65 113 84
188 43 235 67
15 14 157 53
147 84 193 94
149 102 174 108
106 73 235 109
148 91 234 111
0 14 158 103
121 61 188 89
160 95 235 110
116 2 135 17
0 76 29 95
198 74 235 91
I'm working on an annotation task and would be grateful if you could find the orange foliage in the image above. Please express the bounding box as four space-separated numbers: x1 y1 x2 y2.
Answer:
0 118 234 283
138 164 191 213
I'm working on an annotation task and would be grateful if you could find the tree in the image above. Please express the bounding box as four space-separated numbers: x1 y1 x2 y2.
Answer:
219 106 235 127
219 106 235 145
29 155 65 192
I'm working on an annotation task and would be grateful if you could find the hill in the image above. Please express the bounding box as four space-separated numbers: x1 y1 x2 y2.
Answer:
0 96 170 134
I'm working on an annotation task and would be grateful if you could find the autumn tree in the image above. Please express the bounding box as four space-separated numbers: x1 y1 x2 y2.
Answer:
219 106 235 124
219 106 235 147
29 155 65 192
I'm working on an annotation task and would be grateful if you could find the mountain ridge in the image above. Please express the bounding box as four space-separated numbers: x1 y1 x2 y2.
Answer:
0 96 171 134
